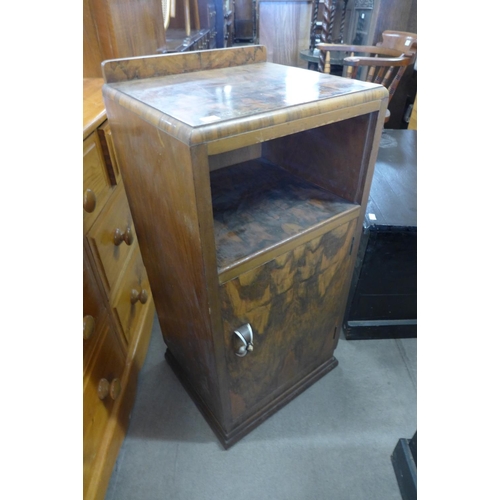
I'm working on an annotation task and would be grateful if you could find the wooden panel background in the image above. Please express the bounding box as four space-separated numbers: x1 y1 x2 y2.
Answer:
371 0 417 46
234 0 254 40
84 0 166 78
258 0 312 68
84 0 105 78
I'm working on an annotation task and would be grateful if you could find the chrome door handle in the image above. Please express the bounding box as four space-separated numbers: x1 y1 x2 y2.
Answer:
233 324 254 357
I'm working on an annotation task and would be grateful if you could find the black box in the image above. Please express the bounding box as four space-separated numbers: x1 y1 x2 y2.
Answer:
343 130 417 340
391 431 417 500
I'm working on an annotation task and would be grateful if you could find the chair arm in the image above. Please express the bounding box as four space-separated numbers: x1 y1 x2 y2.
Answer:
343 55 413 67
316 43 404 58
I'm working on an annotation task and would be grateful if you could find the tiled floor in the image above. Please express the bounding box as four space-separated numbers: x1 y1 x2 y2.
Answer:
105 315 416 500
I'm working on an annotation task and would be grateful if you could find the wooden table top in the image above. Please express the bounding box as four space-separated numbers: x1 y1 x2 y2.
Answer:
83 78 106 140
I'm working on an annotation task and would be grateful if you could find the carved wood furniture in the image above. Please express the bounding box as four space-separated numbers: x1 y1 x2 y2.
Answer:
163 28 212 52
317 41 415 122
197 0 218 48
167 0 232 48
303 0 416 74
83 79 155 500
234 0 256 42
377 30 417 54
376 30 417 128
101 45 388 448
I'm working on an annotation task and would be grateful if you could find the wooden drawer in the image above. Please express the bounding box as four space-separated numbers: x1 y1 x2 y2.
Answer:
83 131 114 234
219 220 356 424
84 252 111 368
112 247 152 345
83 321 125 493
87 184 138 294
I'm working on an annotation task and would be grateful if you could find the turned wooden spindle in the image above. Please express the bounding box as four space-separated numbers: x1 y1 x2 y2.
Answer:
338 0 348 43
319 0 337 72
310 0 320 51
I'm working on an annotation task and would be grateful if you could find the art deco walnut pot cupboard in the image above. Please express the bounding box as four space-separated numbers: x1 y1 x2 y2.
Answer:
102 45 388 448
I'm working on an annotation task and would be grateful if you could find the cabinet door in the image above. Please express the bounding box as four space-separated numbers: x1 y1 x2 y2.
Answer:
219 220 356 423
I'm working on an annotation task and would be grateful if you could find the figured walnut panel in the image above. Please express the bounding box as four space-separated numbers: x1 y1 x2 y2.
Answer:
102 45 268 83
219 220 356 424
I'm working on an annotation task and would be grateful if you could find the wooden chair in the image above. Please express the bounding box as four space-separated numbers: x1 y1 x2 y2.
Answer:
316 42 416 123
377 30 417 56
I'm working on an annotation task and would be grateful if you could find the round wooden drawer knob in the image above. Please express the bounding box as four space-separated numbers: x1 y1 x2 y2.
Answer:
83 189 97 213
97 378 121 400
114 227 134 246
130 288 148 305
83 315 95 340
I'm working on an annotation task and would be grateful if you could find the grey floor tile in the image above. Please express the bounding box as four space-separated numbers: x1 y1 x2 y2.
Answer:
106 316 416 500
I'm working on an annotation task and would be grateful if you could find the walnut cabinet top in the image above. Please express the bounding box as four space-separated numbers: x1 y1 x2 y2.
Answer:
102 46 388 153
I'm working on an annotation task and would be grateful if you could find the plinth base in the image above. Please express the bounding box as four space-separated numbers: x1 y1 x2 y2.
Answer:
165 348 338 449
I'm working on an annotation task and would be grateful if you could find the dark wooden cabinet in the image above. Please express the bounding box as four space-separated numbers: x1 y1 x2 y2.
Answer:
343 129 417 339
234 0 256 42
101 45 388 447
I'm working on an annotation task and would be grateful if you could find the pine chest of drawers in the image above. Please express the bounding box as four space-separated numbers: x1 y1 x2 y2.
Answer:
101 46 388 447
83 79 155 500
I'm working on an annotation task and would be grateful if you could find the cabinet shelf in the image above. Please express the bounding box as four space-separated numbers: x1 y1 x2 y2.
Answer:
211 159 359 282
